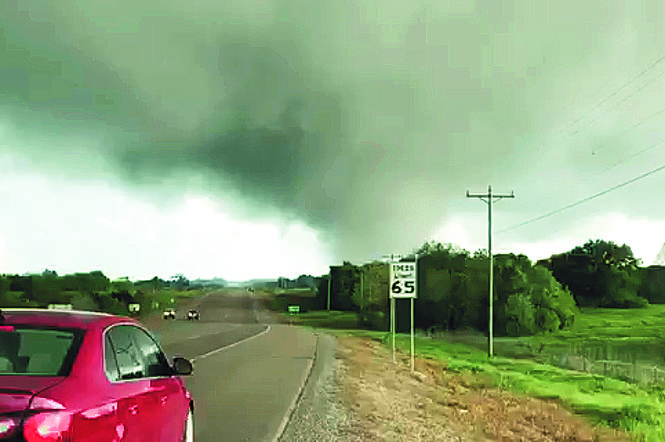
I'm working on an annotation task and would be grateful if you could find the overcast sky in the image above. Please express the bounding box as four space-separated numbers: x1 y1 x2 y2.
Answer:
2 1 665 281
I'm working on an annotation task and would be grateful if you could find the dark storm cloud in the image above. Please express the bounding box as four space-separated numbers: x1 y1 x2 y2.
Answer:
114 32 354 230
3 0 665 262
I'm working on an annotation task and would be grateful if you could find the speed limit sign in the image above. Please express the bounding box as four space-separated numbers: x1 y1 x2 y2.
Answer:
390 261 417 298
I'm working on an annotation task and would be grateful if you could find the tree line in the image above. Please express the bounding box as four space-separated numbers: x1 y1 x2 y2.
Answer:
0 271 197 316
316 239 661 337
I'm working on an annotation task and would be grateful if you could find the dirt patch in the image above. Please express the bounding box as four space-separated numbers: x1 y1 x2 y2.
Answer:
335 336 630 442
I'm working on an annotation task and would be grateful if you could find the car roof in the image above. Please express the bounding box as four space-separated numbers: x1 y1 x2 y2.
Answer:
0 308 137 330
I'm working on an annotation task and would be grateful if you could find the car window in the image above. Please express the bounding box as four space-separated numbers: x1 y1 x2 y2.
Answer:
107 326 146 380
104 334 120 382
130 327 173 377
0 327 83 376
106 325 172 380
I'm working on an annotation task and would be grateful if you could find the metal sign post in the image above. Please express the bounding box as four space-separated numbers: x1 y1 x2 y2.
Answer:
410 297 414 373
391 289 395 366
388 254 418 372
383 253 401 365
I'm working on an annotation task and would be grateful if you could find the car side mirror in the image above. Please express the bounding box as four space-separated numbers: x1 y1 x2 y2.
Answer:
172 357 193 375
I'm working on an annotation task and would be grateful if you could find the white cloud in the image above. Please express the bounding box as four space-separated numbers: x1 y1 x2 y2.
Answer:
433 211 665 266
0 163 332 281
432 216 483 252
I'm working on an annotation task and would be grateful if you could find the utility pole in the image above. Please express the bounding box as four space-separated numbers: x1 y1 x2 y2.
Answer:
466 185 514 357
327 268 331 311
360 269 364 316
410 253 418 374
368 271 372 307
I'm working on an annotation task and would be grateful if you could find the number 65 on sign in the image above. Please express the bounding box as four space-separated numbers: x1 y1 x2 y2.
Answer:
390 262 417 298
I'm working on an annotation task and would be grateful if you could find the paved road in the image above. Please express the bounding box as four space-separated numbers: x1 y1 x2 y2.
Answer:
144 289 317 442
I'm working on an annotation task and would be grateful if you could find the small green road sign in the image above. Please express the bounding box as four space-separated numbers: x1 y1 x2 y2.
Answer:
288 305 300 314
47 304 73 310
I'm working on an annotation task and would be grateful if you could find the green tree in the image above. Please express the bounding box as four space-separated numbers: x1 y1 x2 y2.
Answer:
527 265 576 331
60 271 110 295
0 276 11 300
0 276 24 307
30 275 62 305
494 254 578 335
333 262 360 311
553 239 646 308
71 292 99 311
414 242 488 332
170 274 190 290
111 277 134 293
350 262 390 327
414 241 577 337
600 266 646 308
315 275 329 310
493 254 530 333
505 293 536 336
91 292 128 315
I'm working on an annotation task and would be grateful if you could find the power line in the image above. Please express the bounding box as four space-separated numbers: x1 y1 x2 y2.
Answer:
582 104 665 153
614 66 665 108
573 105 665 175
568 53 665 133
582 135 665 182
513 56 665 194
571 66 665 135
497 162 665 234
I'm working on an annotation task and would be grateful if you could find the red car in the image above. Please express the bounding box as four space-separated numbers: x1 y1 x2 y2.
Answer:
0 308 194 441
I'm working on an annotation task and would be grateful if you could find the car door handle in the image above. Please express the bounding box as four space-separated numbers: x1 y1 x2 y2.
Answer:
128 404 139 415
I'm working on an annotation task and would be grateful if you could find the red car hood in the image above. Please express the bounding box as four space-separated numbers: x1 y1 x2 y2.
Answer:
0 377 64 414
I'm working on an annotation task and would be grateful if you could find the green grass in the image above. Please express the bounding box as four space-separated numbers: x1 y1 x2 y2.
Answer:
283 310 360 329
559 304 665 340
290 305 665 441
324 329 665 440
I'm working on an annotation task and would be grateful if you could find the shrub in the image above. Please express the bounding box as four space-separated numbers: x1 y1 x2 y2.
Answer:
71 292 99 312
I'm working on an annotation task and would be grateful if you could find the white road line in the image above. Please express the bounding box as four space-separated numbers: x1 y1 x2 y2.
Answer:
190 325 271 363
181 324 242 341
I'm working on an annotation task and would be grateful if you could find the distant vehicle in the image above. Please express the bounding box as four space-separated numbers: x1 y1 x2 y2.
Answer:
163 308 176 320
0 308 194 441
187 309 200 320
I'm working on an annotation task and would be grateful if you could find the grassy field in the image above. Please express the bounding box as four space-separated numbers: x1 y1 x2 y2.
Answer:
285 310 360 328
559 305 665 339
283 306 665 441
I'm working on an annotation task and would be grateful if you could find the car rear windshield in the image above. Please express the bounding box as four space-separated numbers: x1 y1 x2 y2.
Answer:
0 326 84 376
